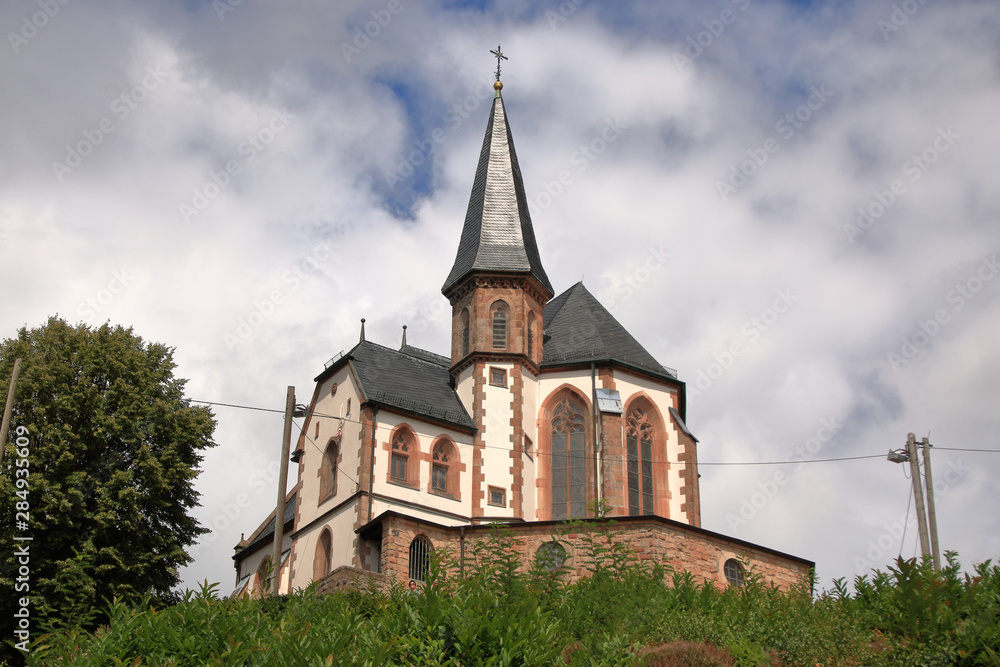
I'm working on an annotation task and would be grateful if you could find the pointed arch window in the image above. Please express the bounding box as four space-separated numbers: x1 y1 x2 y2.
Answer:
390 430 418 486
313 529 332 581
491 301 509 350
319 439 338 501
431 440 455 496
461 308 471 356
551 396 587 520
527 311 536 358
254 555 273 596
626 406 655 516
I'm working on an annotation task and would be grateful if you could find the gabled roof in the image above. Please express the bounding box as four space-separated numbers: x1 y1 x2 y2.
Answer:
322 340 475 432
442 89 553 296
542 282 678 381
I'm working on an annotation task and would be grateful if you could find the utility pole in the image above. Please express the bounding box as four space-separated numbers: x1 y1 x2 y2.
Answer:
270 386 296 596
922 436 941 571
0 358 22 469
906 433 932 561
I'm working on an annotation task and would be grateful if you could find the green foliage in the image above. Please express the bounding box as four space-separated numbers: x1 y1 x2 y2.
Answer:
18 517 1000 666
0 317 217 654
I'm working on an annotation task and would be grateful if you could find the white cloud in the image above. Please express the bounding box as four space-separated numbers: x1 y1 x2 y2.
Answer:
2 0 997 593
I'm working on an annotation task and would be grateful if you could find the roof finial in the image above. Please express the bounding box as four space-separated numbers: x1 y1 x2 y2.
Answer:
490 44 507 92
400 324 407 349
359 318 366 343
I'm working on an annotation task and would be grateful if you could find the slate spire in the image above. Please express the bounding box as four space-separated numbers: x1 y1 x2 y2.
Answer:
442 82 553 297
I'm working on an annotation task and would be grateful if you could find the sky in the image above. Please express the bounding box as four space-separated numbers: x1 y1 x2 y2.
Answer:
2 0 998 594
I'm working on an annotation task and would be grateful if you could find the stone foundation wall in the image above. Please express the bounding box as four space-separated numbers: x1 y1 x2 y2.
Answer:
376 513 812 592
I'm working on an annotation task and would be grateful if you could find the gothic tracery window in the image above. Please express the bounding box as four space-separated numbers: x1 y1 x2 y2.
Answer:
391 431 412 483
626 406 655 516
550 396 587 520
431 441 452 495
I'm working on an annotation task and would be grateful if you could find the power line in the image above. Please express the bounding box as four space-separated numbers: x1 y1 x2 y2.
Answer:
190 397 898 468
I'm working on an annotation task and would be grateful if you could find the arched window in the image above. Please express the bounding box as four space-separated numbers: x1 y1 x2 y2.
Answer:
409 536 431 582
491 301 508 350
461 308 471 356
724 558 745 587
314 529 332 581
319 440 337 500
431 440 453 496
254 555 273 595
551 396 587 520
626 405 655 516
527 311 536 358
390 429 418 486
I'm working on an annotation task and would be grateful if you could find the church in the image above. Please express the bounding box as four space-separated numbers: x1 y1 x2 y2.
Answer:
232 60 812 597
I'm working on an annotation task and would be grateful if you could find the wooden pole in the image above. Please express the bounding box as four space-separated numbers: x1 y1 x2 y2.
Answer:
270 386 295 596
921 437 941 571
0 358 22 469
906 433 931 561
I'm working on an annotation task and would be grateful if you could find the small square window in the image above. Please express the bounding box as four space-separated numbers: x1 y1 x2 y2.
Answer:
488 486 506 507
489 367 507 387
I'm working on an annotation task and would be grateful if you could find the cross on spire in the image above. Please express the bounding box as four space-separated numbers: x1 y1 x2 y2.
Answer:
490 44 507 82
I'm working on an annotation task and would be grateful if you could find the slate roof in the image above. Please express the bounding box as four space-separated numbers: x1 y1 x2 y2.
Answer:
330 340 475 431
542 282 678 381
442 90 553 296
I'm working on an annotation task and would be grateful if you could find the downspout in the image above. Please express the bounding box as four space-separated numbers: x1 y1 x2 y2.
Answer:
368 406 379 524
591 362 601 515
459 526 466 577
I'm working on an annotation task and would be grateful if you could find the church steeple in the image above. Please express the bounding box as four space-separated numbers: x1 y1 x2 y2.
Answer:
441 79 553 298
443 55 552 379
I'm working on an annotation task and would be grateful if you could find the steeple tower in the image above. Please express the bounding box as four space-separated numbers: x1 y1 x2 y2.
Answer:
443 60 553 372
443 52 552 519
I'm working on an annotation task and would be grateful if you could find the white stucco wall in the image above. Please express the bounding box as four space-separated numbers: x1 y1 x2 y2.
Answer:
481 362 515 517
296 365 363 529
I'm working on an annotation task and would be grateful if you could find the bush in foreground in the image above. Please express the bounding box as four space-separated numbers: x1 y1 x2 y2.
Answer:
15 523 1000 665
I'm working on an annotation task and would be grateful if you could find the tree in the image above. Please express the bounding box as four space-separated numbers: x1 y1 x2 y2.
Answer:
0 317 216 634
